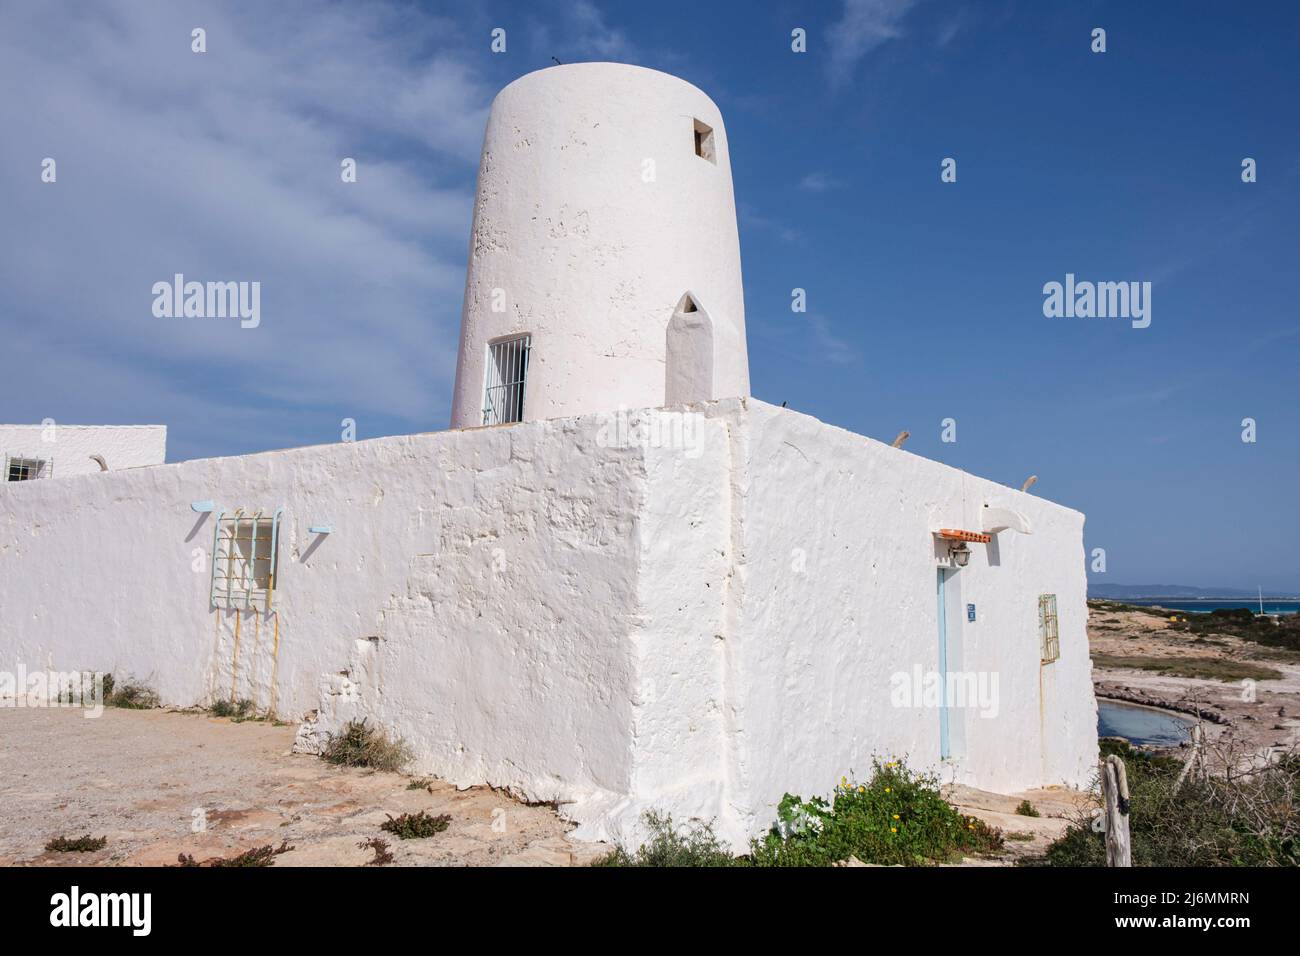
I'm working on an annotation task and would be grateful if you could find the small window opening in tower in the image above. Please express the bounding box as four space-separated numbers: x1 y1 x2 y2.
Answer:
693 119 715 164
483 334 531 425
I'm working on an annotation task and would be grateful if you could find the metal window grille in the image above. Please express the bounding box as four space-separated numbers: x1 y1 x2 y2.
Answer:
1039 593 1060 663
482 334 530 425
3 454 53 481
210 507 282 611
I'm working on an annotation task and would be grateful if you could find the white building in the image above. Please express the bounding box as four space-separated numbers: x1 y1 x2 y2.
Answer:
1 424 166 480
0 64 1097 850
451 64 749 427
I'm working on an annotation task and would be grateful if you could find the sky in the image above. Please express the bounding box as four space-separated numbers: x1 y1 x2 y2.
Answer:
1 0 1297 592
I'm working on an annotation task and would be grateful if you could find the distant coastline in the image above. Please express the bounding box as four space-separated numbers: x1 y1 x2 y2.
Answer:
1106 598 1300 616
1089 583 1300 601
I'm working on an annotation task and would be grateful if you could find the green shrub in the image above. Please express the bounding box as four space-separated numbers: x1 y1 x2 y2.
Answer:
106 679 159 710
321 719 411 772
211 698 256 720
1032 740 1300 867
380 811 451 840
358 837 394 865
596 761 1005 867
45 834 107 853
1170 608 1300 653
1015 800 1040 817
594 811 742 867
1089 654 1282 682
749 760 1003 866
174 840 294 867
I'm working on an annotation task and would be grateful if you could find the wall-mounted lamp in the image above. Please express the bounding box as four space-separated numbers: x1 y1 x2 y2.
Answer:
190 500 216 513
949 542 972 567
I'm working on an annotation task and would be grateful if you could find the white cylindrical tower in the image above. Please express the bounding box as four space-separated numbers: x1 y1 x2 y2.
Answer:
449 62 749 429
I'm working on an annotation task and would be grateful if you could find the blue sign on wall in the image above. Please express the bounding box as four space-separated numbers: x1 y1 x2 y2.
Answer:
967 603 976 622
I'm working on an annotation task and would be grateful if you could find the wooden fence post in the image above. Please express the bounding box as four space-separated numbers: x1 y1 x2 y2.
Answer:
1174 723 1204 793
1102 754 1132 867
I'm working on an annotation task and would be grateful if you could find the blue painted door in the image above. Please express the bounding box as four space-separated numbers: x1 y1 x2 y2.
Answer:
937 568 951 760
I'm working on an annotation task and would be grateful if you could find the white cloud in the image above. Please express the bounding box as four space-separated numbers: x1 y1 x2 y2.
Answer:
0 0 492 452
527 0 637 63
805 314 861 365
798 171 842 193
737 203 803 244
827 0 918 86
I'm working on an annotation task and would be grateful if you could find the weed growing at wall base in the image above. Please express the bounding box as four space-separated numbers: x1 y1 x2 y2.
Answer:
320 718 412 772
594 811 742 867
104 677 159 709
596 760 1003 866
210 698 256 720
749 761 1003 866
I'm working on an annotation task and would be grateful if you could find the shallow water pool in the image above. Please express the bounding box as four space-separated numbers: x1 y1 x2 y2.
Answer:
1097 699 1194 746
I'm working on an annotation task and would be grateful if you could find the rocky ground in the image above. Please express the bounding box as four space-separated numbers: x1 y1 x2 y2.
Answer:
5 602 1292 868
0 707 606 867
0 705 1082 867
1087 601 1300 760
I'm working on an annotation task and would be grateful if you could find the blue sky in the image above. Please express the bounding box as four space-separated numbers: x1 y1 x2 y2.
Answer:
2 0 1297 591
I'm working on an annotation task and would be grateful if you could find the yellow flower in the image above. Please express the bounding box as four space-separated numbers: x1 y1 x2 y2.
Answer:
892 814 900 820
884 787 891 793
841 776 847 787
858 785 865 793
890 827 897 833
968 824 975 830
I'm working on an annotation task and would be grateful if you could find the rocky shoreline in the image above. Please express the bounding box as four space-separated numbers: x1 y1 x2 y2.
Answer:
1088 601 1300 758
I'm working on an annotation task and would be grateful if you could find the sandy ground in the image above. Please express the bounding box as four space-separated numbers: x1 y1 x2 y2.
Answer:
0 707 607 867
1087 603 1300 758
943 784 1083 862
0 705 1083 866
9 603 1282 867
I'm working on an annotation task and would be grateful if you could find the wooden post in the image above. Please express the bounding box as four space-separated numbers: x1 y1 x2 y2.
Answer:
1174 723 1204 793
1102 754 1132 867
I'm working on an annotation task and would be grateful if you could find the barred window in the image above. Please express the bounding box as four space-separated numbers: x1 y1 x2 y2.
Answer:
1039 593 1060 663
4 455 52 481
482 334 530 425
210 508 281 611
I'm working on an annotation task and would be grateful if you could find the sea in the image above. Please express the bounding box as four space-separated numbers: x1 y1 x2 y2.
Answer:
1113 599 1299 615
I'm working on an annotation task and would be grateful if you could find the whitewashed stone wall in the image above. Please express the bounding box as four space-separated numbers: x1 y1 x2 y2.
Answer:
0 400 1095 848
0 424 166 477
